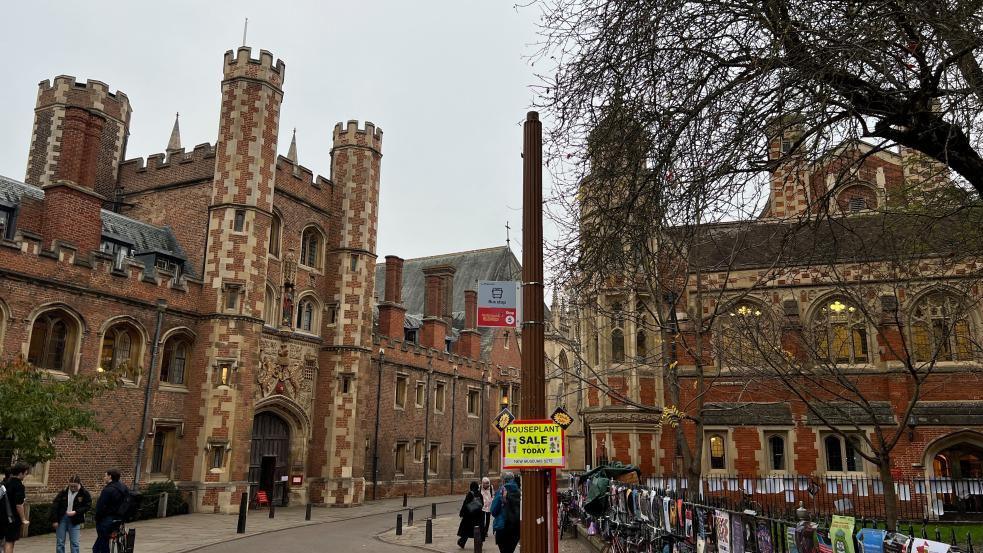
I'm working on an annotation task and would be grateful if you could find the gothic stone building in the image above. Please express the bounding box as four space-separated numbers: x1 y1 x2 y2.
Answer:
578 124 983 498
0 46 381 512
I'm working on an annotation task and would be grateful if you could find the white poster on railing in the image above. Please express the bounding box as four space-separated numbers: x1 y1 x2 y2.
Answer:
714 510 731 553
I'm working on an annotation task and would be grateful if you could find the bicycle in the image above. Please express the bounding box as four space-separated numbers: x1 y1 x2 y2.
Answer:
558 490 581 539
109 519 131 553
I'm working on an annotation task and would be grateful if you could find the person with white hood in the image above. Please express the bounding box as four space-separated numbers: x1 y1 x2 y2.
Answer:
480 477 494 540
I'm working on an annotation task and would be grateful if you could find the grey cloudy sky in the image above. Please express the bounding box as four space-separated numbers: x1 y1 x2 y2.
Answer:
0 0 549 261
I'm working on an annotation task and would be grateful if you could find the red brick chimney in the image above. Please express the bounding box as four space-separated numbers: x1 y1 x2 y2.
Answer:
420 265 454 350
457 289 481 360
378 255 406 338
41 107 106 254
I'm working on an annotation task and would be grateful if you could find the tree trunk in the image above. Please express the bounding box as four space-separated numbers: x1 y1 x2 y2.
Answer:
878 456 899 531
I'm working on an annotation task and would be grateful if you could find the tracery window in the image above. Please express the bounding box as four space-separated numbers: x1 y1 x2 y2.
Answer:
611 302 625 363
813 298 869 364
296 296 318 334
718 301 772 366
28 310 80 372
99 322 141 377
911 292 974 362
160 335 190 385
300 227 322 269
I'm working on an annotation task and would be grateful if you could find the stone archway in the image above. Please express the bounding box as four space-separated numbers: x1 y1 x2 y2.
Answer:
249 411 290 505
924 431 983 518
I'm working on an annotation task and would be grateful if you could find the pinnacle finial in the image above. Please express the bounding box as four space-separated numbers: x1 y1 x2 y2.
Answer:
286 127 298 163
166 112 181 153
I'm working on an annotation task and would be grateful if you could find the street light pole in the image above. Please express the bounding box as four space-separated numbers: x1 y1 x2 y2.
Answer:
520 111 548 553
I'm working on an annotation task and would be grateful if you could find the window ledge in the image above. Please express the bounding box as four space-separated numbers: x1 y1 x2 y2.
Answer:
42 369 71 381
159 383 189 394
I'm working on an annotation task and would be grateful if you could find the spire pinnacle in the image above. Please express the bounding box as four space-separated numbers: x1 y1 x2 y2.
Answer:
166 112 181 153
286 127 298 163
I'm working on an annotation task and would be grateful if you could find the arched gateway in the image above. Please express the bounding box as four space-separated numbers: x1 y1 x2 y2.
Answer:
249 411 291 505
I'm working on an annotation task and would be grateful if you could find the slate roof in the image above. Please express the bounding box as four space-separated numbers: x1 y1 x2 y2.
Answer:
683 208 983 272
805 402 896 426
911 402 983 426
702 402 793 426
0 174 193 276
375 246 526 361
375 246 521 315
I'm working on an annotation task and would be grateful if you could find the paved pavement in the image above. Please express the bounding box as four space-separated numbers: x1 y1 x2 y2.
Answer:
12 495 460 553
378 513 596 553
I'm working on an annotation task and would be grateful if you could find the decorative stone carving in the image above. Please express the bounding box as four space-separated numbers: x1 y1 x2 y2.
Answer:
258 338 316 413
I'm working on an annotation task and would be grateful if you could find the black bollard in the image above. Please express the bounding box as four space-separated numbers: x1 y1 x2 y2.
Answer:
425 518 433 544
126 528 136 553
432 502 437 519
237 492 248 534
403 493 408 507
397 513 403 536
408 508 414 526
269 500 276 519
305 503 312 521
474 525 483 552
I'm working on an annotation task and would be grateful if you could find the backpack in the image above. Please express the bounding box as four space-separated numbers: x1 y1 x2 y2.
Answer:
117 489 141 522
503 487 521 528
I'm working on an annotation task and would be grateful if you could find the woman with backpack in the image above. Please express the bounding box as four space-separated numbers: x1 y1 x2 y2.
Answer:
457 481 484 549
490 472 521 553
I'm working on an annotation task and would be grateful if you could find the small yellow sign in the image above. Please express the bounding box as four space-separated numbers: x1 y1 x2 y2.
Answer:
502 419 565 469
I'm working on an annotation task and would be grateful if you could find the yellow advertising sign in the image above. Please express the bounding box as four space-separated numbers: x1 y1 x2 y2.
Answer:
502 419 565 469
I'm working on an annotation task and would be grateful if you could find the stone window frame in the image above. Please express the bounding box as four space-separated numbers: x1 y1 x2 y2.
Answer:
147 419 185 481
466 387 481 418
268 209 282 259
159 328 194 388
299 224 326 272
26 304 85 375
0 299 8 358
263 284 280 328
0 204 17 241
413 438 425 463
415 381 425 408
461 444 477 474
819 431 868 476
807 294 873 367
223 282 244 313
434 380 447 415
232 209 247 233
907 289 977 364
714 298 777 371
294 292 321 335
758 428 794 475
394 373 409 410
394 441 408 476
702 428 734 474
98 317 147 383
428 442 440 475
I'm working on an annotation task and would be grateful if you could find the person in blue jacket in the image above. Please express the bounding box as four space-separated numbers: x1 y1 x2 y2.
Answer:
490 472 521 553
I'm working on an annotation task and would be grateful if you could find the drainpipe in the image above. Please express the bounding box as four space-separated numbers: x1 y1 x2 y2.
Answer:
450 371 457 494
134 299 167 490
479 369 487 478
422 358 433 496
372 349 384 500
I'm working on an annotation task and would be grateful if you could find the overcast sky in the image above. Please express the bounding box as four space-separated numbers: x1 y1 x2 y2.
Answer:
0 0 550 262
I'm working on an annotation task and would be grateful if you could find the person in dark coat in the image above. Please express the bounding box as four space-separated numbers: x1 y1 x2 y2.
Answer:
92 469 128 553
49 475 92 553
457 481 484 549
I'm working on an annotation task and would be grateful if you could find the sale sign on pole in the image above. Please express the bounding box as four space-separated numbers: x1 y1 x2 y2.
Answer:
477 280 520 328
501 419 565 469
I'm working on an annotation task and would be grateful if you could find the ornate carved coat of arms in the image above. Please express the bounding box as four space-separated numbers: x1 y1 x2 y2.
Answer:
257 343 306 399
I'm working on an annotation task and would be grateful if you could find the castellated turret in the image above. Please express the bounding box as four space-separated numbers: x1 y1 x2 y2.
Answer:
26 76 131 199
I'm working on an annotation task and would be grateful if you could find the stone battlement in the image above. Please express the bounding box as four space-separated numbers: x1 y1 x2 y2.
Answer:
332 120 383 151
222 47 285 88
36 75 131 121
117 143 217 194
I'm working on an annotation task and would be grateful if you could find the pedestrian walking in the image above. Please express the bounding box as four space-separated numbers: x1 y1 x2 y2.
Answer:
457 481 484 549
490 472 521 553
92 469 128 553
480 477 494 540
49 475 91 553
1 463 30 553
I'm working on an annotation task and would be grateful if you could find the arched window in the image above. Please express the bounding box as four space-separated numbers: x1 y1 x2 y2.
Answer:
99 322 142 377
636 299 648 359
268 212 282 257
300 227 323 269
296 296 319 334
28 309 81 372
263 285 279 327
768 434 786 471
708 434 726 470
911 292 974 362
611 302 625 363
824 434 862 473
718 301 772 366
160 335 190 385
812 297 869 364
557 351 569 405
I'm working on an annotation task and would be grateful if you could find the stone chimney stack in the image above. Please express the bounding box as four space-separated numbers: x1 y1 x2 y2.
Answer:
457 289 482 360
420 265 455 350
378 255 406 338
